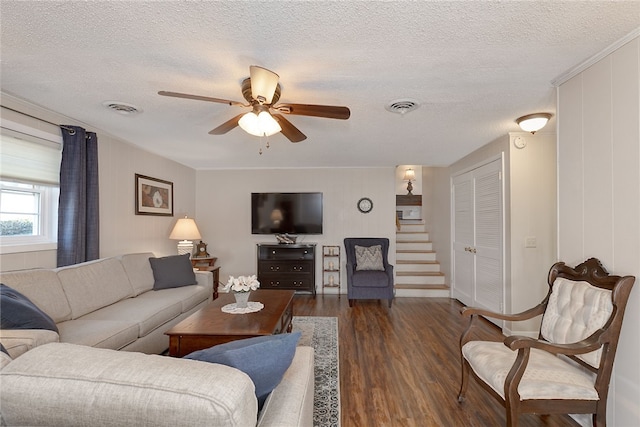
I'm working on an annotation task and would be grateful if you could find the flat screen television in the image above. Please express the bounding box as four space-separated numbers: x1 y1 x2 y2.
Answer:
251 192 323 235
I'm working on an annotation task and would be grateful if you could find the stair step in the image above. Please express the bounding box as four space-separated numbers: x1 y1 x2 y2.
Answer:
397 271 444 277
395 283 449 290
397 260 439 264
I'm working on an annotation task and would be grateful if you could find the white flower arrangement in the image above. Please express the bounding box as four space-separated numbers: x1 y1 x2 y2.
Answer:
224 275 260 293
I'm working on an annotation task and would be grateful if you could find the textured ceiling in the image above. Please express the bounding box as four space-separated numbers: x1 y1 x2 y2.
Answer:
1 1 639 169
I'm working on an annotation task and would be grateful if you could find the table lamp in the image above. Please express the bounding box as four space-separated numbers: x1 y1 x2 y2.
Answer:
169 216 202 257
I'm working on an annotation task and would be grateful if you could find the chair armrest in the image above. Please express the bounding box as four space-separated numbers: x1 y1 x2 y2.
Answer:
459 303 546 348
460 304 545 322
504 331 604 356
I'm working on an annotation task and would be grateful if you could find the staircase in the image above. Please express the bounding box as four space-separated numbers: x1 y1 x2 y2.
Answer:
395 221 449 297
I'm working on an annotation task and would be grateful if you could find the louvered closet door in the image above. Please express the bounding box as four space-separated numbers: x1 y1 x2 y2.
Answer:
452 158 503 320
452 171 474 306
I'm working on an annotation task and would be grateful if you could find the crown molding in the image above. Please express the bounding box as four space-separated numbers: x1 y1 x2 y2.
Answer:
551 27 640 87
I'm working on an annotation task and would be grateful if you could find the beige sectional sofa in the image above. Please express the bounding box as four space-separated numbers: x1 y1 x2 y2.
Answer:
0 252 213 357
0 253 315 426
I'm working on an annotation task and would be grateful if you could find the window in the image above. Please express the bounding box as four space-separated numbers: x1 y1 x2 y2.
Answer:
0 120 61 253
0 181 59 246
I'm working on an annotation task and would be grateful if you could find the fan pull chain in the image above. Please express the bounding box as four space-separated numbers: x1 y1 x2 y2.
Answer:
258 133 271 155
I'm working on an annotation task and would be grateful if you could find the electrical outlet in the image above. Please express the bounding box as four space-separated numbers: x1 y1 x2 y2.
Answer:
525 236 537 248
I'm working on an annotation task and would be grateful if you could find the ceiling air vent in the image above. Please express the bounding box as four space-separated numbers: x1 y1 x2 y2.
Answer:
102 101 142 115
385 98 420 115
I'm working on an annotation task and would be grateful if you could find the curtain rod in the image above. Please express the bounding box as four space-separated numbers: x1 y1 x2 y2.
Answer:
1 105 76 134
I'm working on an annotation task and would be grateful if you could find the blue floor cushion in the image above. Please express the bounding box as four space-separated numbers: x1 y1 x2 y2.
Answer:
184 331 301 409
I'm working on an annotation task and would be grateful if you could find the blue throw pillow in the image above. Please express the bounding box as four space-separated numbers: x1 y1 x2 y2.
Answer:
149 253 197 290
184 331 301 409
0 283 58 332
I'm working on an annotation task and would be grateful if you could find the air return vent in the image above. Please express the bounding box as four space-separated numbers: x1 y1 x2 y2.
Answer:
385 98 420 115
102 101 142 115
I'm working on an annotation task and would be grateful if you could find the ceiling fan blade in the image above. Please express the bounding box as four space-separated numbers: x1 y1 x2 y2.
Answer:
158 91 245 107
208 113 245 135
249 66 279 104
274 103 350 120
272 114 307 143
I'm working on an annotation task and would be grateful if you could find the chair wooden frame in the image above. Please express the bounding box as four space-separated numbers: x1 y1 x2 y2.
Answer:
457 258 635 427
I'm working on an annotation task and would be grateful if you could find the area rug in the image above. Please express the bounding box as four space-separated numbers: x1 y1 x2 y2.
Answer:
292 316 340 427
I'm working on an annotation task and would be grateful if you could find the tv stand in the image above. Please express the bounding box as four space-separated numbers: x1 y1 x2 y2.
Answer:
257 243 316 296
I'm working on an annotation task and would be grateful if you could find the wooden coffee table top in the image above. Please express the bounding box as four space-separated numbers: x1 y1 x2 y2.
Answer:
165 290 295 356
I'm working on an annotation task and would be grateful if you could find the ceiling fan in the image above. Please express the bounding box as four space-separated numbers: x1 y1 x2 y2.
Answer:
158 66 350 143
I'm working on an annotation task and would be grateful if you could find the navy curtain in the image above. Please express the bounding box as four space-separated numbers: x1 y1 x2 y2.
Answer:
57 126 100 267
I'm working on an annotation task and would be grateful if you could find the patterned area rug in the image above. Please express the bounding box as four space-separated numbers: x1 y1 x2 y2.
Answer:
292 316 340 427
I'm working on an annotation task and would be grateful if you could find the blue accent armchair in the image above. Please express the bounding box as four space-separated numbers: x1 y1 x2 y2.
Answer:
344 238 394 307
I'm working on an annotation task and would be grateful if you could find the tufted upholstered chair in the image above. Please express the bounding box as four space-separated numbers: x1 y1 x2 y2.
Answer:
458 258 635 427
344 238 394 307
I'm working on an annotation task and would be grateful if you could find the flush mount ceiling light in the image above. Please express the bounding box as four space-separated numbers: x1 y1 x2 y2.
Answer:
102 101 142 115
516 113 552 134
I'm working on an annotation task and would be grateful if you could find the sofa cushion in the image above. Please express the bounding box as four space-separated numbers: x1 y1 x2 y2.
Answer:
355 245 384 271
1 284 58 332
145 284 211 313
119 252 156 296
0 270 71 323
81 292 182 337
0 343 258 426
184 331 301 409
56 319 138 350
149 253 197 290
56 257 135 319
0 329 60 359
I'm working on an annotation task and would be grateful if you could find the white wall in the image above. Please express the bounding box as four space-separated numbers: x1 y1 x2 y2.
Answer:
0 94 197 272
507 131 557 333
195 167 396 292
557 36 639 427
446 130 557 334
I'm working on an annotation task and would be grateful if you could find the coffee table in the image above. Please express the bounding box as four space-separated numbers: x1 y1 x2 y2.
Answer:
165 289 295 357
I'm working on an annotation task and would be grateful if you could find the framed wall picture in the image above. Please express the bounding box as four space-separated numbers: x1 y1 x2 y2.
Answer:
135 174 173 216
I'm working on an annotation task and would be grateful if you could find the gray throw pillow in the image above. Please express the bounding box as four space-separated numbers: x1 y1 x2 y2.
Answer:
0 283 58 332
184 331 301 410
149 253 196 290
355 245 385 271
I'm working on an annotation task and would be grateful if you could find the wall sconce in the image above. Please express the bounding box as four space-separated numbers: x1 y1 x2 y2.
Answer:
403 168 416 195
516 113 552 134
169 216 202 257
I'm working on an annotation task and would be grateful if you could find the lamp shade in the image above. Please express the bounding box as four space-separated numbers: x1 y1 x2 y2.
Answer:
516 113 552 134
169 217 202 240
403 168 416 181
238 111 282 137
250 65 280 104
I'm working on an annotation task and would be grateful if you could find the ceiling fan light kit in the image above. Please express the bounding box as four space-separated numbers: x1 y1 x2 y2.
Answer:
516 112 552 134
159 65 350 144
238 109 282 137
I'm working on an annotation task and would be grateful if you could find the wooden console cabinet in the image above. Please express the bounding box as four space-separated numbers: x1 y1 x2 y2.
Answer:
257 243 316 296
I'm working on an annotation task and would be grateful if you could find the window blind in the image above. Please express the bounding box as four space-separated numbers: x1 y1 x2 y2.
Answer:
0 128 61 185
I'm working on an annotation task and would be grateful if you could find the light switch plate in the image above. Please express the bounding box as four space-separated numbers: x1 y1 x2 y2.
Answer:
525 236 537 248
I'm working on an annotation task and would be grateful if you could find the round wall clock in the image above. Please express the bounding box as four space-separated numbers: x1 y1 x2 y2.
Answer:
357 197 373 213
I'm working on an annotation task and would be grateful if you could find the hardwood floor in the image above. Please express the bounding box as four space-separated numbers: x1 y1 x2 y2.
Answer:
293 295 578 427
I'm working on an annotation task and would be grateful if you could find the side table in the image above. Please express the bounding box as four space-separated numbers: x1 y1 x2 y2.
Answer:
191 257 220 300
